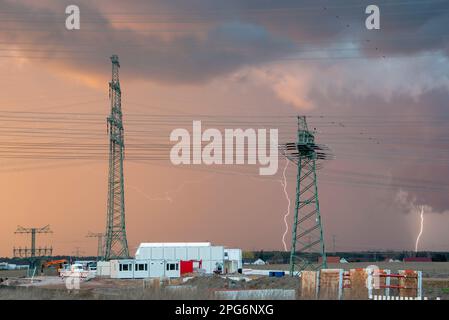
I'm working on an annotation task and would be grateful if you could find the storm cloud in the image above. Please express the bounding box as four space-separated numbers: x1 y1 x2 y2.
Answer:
1 0 449 83
1 0 449 253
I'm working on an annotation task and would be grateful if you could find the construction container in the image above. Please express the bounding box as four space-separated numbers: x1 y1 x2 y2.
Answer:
135 242 226 274
96 261 111 276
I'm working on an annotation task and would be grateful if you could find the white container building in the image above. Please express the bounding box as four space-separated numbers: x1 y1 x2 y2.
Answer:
135 242 224 274
96 261 111 276
107 242 241 279
110 259 134 279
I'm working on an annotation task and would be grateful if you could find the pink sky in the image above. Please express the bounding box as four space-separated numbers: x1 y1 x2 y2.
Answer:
1 0 449 256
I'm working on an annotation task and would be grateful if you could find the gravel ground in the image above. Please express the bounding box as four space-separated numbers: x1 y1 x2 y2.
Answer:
1 262 448 299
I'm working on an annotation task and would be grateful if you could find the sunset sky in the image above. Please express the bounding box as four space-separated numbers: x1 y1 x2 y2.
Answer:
1 0 449 257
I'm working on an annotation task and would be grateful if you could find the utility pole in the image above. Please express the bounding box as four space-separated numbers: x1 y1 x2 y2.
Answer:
86 231 104 260
13 225 52 272
72 247 85 257
104 55 129 260
281 116 332 275
13 225 53 258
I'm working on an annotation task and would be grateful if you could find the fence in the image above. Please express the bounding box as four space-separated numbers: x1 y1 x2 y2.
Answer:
300 268 425 300
369 294 440 300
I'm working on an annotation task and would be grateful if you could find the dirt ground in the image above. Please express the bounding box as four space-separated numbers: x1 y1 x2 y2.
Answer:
1 262 448 300
422 278 449 299
181 274 300 291
0 270 28 278
0 268 59 279
0 275 300 300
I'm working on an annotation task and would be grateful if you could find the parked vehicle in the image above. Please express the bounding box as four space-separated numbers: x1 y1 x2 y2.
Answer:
59 263 95 279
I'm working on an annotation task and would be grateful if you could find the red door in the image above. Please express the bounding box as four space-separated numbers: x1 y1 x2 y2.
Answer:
180 260 193 275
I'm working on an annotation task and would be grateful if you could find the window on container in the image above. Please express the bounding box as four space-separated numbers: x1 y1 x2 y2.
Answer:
175 263 179 271
166 264 170 271
122 264 128 271
119 264 122 271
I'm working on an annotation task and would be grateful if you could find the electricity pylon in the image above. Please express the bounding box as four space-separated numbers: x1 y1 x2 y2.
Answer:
13 225 53 258
280 116 332 275
72 247 85 257
104 55 129 260
86 231 104 259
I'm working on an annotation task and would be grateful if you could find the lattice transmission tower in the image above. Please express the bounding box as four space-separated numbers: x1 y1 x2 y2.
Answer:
13 225 53 258
86 231 104 260
103 55 129 260
280 116 332 274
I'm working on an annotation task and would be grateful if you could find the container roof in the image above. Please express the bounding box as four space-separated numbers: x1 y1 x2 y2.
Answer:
138 242 211 248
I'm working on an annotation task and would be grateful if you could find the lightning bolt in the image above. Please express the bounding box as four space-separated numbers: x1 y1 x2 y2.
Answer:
280 158 291 251
127 174 213 204
415 205 424 252
128 185 173 202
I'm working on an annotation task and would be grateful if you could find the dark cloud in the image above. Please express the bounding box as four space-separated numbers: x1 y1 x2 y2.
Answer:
2 0 449 213
1 0 449 83
307 82 449 213
0 0 296 83
387 89 449 213
0 1 449 252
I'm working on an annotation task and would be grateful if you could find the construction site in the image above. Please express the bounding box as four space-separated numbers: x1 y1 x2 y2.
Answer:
0 54 447 300
0 1 448 305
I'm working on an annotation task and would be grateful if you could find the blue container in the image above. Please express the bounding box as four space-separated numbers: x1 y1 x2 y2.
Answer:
269 271 285 277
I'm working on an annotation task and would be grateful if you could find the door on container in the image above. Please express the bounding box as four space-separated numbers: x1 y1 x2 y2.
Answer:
224 260 231 274
110 261 118 278
149 260 164 278
180 260 193 275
